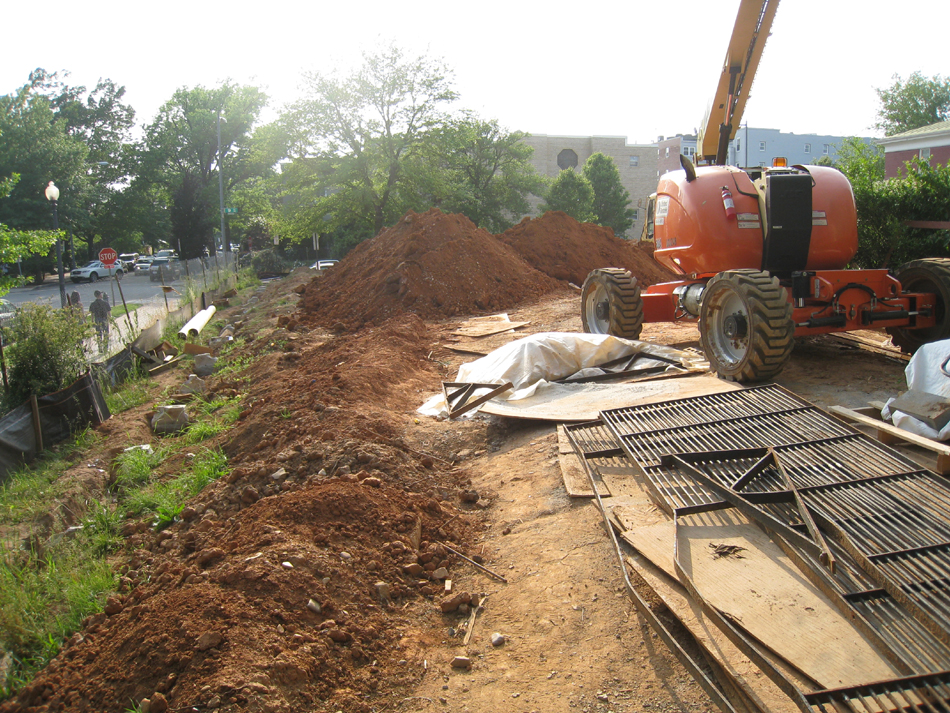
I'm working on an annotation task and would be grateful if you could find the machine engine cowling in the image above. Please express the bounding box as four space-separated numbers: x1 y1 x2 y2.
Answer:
651 164 858 277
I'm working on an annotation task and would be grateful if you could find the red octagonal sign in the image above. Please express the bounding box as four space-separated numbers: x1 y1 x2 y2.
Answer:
99 247 117 267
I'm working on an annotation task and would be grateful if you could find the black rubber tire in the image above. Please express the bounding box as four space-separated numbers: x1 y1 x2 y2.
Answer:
89 273 99 283
580 268 644 339
887 258 950 354
699 269 794 383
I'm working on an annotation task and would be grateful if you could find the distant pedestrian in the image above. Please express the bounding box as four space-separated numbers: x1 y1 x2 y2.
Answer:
68 290 85 323
90 290 111 351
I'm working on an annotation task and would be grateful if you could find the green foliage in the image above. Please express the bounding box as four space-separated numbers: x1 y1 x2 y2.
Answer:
582 153 634 237
427 117 547 232
540 170 596 223
81 503 124 555
280 44 458 239
183 419 225 444
111 446 164 494
835 142 950 266
876 72 950 136
250 248 292 275
4 303 90 409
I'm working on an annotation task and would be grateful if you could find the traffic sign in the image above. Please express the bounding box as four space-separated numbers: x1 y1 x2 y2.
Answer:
224 207 238 215
99 247 117 267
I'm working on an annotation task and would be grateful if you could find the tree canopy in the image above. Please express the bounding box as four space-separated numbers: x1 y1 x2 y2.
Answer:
582 153 634 237
540 169 595 223
875 72 950 136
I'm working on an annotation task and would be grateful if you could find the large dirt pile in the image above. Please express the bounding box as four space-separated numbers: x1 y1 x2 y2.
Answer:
299 209 565 329
498 211 677 287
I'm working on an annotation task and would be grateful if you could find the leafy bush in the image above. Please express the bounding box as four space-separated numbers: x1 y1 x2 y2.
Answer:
250 249 292 275
4 303 90 409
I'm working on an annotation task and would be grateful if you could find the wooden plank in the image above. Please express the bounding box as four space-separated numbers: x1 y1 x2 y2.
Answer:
630 555 801 713
558 451 610 498
624 521 676 578
829 405 950 474
450 314 529 338
676 509 901 689
890 389 950 431
556 424 573 454
184 343 213 355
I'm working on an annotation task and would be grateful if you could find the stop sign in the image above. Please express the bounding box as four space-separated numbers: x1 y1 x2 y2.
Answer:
99 247 117 267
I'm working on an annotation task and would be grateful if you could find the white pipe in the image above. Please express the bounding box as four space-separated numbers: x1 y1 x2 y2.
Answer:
179 305 217 339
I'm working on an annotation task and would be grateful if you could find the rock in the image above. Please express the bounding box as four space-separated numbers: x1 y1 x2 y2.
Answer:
194 353 219 377
440 592 471 613
327 628 350 642
103 596 123 615
362 477 382 488
432 567 449 580
196 548 225 567
307 599 322 614
457 449 473 459
451 656 472 670
241 486 260 504
151 405 189 434
180 374 207 395
375 581 391 603
207 696 221 709
196 631 224 651
340 552 352 561
491 632 506 647
148 692 169 713
460 490 479 503
269 468 287 481
403 563 424 576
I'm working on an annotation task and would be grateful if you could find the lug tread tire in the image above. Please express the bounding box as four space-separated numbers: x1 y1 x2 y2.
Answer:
581 268 644 339
887 258 950 354
700 269 794 383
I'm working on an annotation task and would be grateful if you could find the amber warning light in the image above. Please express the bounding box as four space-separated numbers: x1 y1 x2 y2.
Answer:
772 157 788 167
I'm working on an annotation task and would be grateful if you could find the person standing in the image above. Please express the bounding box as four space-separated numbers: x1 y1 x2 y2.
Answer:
90 290 111 352
68 290 85 323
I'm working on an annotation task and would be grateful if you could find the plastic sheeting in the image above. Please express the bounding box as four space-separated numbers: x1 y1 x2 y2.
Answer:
419 332 698 418
0 372 111 483
882 339 950 441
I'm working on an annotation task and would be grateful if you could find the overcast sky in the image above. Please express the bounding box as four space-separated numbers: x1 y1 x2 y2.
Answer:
3 0 947 145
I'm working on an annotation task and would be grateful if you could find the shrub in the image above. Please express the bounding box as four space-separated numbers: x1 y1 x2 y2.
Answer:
4 304 90 409
250 249 292 276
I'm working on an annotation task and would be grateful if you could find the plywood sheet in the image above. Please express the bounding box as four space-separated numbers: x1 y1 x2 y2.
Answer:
630 555 802 713
624 521 676 578
556 425 610 497
450 313 529 338
676 510 901 689
480 375 738 422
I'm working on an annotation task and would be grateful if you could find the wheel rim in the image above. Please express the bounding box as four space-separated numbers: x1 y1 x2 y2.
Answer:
705 285 750 369
584 282 610 334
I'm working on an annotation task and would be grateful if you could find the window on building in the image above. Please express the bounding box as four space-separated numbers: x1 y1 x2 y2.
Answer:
921 147 932 160
631 208 640 222
822 144 830 155
629 156 639 167
557 149 579 170
683 146 695 158
736 139 741 152
665 147 670 158
804 143 811 154
759 141 766 151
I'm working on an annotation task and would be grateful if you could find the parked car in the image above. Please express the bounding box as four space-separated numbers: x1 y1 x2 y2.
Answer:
149 257 181 282
133 257 154 273
0 299 16 327
70 260 124 283
310 260 339 270
118 253 139 271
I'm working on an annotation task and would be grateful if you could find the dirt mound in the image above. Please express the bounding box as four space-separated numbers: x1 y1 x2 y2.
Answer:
299 209 566 329
498 211 677 287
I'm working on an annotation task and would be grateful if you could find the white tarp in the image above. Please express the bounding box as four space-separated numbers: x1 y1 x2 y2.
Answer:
418 332 699 418
882 339 950 441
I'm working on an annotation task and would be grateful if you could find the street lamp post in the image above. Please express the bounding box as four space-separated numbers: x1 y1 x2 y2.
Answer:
44 181 67 308
217 112 227 254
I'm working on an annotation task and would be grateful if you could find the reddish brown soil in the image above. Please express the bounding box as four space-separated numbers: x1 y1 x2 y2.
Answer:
0 212 909 713
498 211 677 287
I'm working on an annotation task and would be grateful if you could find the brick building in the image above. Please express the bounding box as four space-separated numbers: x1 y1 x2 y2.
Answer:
877 120 950 178
521 134 658 239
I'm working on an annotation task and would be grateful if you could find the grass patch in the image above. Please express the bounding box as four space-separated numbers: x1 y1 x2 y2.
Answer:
102 373 154 415
183 419 225 444
111 446 165 495
110 303 141 318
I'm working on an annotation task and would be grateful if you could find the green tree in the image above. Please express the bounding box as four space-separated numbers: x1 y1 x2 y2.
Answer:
141 82 269 258
582 153 634 237
0 172 59 294
280 44 458 241
428 117 547 233
540 169 595 223
875 72 950 136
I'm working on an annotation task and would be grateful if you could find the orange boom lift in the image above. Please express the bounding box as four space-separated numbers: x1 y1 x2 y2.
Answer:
580 0 950 382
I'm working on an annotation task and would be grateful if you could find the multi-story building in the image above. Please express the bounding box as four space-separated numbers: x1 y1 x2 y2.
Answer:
726 127 873 168
877 120 950 178
521 134 658 238
657 134 698 176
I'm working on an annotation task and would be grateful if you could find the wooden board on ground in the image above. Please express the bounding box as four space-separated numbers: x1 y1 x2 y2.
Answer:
479 374 738 422
556 424 611 497
676 509 901 689
624 521 676 577
451 314 530 338
829 405 950 475
630 554 802 713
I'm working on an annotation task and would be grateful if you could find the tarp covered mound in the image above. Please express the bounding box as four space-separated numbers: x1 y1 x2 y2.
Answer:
299 209 566 329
